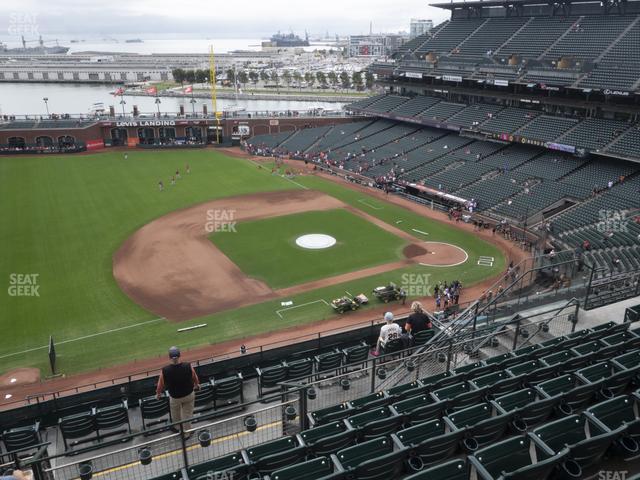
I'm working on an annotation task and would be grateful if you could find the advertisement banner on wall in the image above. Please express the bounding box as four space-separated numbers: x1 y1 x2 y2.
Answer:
86 139 105 151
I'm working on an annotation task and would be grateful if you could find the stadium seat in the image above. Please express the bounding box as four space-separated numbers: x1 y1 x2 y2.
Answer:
286 358 314 380
469 435 568 480
536 374 601 415
412 329 436 347
395 418 451 447
585 395 640 443
212 374 244 409
342 343 370 372
1 422 41 453
94 401 131 439
139 395 171 431
298 422 357 457
193 383 215 414
348 391 389 412
455 362 495 381
492 388 558 431
506 360 557 385
530 414 621 474
421 371 462 390
346 407 404 440
271 456 345 480
401 425 465 469
386 381 427 401
315 351 343 380
335 437 406 480
58 411 98 451
404 459 469 480
432 383 487 411
445 403 513 451
575 361 639 397
612 350 640 372
470 371 522 398
245 436 307 475
256 364 288 398
390 395 447 425
309 403 353 426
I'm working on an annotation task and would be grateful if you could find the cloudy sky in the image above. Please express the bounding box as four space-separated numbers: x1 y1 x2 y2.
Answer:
0 1 450 38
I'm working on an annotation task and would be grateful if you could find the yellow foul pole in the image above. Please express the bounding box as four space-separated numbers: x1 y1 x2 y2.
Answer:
209 45 220 143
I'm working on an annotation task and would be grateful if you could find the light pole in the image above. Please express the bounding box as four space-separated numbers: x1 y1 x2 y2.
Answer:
155 97 161 116
43 97 49 116
120 99 126 117
190 97 196 116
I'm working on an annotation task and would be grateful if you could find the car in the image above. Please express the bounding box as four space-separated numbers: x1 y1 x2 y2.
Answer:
373 282 407 304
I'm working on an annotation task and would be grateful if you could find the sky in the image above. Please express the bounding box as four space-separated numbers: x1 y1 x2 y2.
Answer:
0 1 451 38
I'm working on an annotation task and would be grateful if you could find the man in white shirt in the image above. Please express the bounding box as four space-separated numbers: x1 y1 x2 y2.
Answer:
373 312 402 356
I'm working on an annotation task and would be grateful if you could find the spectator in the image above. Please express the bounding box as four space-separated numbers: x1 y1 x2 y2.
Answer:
156 346 200 436
405 301 432 335
1 471 27 480
373 312 401 356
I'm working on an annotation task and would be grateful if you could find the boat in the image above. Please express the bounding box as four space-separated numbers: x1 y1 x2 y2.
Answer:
267 31 309 47
125 39 144 43
0 36 69 55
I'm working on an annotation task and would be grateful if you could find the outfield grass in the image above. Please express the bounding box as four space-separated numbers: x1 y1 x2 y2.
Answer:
0 150 505 376
212 209 407 288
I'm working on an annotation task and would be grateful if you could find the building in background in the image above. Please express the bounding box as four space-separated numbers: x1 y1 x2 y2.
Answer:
410 19 434 38
347 34 407 58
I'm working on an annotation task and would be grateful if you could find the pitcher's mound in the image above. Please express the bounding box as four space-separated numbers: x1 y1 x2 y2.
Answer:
0 368 40 388
404 242 468 266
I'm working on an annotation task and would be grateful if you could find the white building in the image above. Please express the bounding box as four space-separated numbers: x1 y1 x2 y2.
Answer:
410 19 434 39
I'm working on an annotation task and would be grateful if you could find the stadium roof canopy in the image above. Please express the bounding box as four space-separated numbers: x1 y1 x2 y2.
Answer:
431 0 636 10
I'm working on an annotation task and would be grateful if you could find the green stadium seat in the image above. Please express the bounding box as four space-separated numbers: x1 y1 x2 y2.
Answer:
421 371 462 390
348 391 389 412
299 422 357 457
193 383 215 414
271 457 345 480
1 422 41 453
612 350 640 371
483 352 519 369
315 351 343 380
346 407 404 440
336 437 406 480
139 395 172 431
506 360 557 385
342 343 370 372
246 436 307 474
571 340 603 356
540 350 588 372
511 344 540 357
58 411 98 451
286 358 314 379
575 361 639 397
536 374 601 415
94 401 131 439
309 403 353 426
397 422 465 467
386 381 428 401
185 453 248 480
455 362 495 381
413 329 436 346
601 330 640 348
591 322 629 336
390 395 447 425
585 395 640 448
432 382 487 411
492 388 558 431
395 418 450 446
530 414 620 474
382 338 406 357
470 371 522 398
256 364 288 398
469 435 567 480
404 459 469 480
445 403 513 451
212 374 244 409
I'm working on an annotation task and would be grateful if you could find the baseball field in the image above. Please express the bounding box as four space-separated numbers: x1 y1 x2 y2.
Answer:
0 149 506 377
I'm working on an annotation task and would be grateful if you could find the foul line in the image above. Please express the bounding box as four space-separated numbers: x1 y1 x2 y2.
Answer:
412 228 430 236
0 318 165 360
280 175 309 190
358 198 383 210
276 299 329 319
